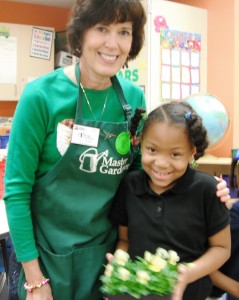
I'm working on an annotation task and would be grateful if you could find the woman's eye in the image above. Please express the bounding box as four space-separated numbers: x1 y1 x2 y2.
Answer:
120 30 131 36
96 26 106 33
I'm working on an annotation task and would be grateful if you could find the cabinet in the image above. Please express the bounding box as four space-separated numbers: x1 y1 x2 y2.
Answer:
197 154 232 176
197 155 239 200
0 23 54 101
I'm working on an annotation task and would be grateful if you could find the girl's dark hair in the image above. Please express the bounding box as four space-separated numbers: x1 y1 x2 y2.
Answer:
129 107 146 137
67 0 147 61
142 101 209 160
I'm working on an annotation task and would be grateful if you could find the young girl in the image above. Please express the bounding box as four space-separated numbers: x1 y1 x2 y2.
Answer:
109 101 231 300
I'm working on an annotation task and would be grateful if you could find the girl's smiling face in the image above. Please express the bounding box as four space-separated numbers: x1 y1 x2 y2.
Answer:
141 121 195 194
80 22 133 83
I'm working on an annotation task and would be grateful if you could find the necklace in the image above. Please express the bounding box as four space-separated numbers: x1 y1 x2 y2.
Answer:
80 82 110 121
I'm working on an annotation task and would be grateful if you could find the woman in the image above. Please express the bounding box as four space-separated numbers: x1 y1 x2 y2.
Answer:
4 0 229 299
5 1 146 299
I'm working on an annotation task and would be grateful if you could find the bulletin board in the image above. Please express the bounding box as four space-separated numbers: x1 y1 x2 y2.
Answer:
159 27 201 101
147 0 207 111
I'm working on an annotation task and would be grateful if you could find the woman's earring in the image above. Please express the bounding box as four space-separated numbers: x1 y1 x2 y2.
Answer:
76 48 82 56
122 56 129 69
123 61 128 69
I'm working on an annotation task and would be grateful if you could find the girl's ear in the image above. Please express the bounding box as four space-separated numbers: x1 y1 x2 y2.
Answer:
189 147 196 162
190 148 198 168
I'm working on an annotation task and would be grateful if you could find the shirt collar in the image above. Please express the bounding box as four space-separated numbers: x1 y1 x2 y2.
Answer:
135 166 195 196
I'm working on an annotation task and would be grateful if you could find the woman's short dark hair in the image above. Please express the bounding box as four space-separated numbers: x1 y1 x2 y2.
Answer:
67 0 147 61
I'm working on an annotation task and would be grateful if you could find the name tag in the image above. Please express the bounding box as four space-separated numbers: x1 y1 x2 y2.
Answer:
71 124 100 147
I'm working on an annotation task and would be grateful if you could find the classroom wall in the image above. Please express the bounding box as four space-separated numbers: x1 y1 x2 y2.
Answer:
1 0 238 158
0 0 71 116
169 0 237 157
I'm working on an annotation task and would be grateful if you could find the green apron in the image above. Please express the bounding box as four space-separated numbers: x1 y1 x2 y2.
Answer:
18 65 136 300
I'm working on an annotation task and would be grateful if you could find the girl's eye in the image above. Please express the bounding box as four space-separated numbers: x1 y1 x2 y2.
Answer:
147 147 156 153
172 152 181 158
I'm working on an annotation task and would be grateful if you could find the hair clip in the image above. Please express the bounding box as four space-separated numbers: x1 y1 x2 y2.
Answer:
184 112 191 120
191 160 198 168
141 112 148 121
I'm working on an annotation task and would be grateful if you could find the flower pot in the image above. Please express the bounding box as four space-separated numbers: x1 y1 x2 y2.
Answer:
107 296 171 299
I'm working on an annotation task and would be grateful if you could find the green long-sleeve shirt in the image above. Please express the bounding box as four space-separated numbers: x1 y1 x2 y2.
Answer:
4 66 146 262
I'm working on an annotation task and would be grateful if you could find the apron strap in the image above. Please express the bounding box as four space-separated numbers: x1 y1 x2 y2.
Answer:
74 63 132 125
110 76 132 125
75 62 80 83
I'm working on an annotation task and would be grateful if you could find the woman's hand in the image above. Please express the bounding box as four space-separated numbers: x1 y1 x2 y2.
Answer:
26 284 53 300
106 252 114 264
22 259 53 300
215 176 231 208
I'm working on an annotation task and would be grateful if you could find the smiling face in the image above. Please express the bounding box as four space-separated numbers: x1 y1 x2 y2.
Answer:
141 121 195 195
80 22 132 86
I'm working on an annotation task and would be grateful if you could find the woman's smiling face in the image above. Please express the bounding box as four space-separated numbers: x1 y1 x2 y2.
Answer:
80 22 133 81
141 121 195 194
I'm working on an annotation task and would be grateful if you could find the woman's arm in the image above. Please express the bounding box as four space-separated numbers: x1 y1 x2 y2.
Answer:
4 82 49 261
173 226 231 300
22 259 53 300
210 270 239 298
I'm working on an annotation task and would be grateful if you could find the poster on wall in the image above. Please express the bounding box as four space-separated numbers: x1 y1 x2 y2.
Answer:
30 27 53 60
118 62 146 95
155 16 201 101
117 37 147 95
0 35 17 84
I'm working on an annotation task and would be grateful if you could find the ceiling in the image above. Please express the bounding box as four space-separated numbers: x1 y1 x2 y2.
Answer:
6 0 75 8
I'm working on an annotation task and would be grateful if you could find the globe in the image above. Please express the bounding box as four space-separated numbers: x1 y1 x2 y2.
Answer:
184 94 229 147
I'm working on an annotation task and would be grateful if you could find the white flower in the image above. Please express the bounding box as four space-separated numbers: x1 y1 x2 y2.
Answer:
168 250 180 265
100 247 180 297
156 247 169 259
136 270 150 284
114 249 130 266
104 264 113 277
144 251 153 263
148 255 167 272
118 267 131 281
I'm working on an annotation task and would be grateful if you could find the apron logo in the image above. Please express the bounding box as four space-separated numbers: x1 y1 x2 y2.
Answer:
79 148 130 174
79 148 108 173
